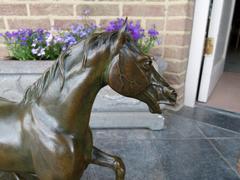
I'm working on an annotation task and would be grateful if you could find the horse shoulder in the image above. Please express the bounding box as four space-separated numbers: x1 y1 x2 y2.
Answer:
30 124 87 179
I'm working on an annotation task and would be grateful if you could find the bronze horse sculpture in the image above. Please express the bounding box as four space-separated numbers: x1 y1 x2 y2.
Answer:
0 20 176 179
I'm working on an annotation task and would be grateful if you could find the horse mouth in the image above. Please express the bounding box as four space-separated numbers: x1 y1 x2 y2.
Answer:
158 100 175 105
138 90 162 114
138 88 177 114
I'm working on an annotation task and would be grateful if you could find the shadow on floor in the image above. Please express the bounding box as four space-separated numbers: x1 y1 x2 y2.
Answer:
82 106 240 180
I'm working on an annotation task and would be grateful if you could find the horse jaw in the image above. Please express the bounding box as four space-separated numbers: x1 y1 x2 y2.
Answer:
137 89 162 114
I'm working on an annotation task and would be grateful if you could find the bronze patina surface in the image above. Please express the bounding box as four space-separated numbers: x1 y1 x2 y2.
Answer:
0 20 176 179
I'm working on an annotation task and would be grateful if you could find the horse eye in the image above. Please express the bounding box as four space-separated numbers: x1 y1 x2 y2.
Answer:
143 61 152 70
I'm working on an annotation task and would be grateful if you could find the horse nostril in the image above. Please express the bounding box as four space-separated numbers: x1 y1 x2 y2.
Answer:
169 89 177 99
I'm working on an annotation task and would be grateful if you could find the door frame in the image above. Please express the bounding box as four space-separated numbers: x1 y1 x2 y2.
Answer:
184 0 235 107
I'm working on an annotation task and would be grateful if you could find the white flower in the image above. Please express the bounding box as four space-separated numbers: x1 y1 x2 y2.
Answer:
31 47 39 54
37 48 45 56
46 33 53 47
32 38 38 47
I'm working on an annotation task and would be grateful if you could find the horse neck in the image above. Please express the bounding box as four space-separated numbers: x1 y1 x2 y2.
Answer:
37 64 105 135
63 67 104 114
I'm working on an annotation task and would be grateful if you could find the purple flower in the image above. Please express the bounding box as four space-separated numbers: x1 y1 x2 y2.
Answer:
21 37 27 41
148 27 159 37
71 24 84 34
1 17 160 60
79 31 87 38
54 36 64 44
20 41 27 46
63 34 77 46
46 33 53 47
105 19 144 41
105 18 125 32
36 28 44 34
5 31 12 38
127 21 144 41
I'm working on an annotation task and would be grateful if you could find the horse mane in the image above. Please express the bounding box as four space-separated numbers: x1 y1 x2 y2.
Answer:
21 31 118 104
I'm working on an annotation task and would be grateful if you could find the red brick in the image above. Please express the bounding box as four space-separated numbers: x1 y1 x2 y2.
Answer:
163 72 185 85
169 0 193 1
0 18 5 29
164 47 189 59
98 0 142 2
54 19 96 30
168 3 193 17
166 19 192 31
165 60 187 73
0 46 9 58
76 4 119 16
176 95 184 107
165 34 191 46
8 19 51 30
149 47 164 57
30 4 73 16
174 84 184 96
146 0 165 1
123 5 165 17
0 4 27 16
146 19 165 31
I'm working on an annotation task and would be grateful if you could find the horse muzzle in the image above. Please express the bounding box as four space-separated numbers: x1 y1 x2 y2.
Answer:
137 84 177 114
158 88 177 106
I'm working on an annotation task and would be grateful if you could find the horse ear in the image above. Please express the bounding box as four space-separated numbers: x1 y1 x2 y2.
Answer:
119 17 128 35
112 17 128 53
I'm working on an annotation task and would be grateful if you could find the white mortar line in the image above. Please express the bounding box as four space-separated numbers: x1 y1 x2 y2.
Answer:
73 4 77 17
162 0 169 58
0 1 167 5
26 3 30 16
119 2 123 17
3 17 9 31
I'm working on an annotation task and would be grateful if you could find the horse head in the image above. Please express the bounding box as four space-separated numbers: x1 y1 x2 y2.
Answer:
105 20 177 114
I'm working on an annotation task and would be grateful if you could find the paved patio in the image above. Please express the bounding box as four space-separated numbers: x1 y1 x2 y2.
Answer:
83 106 240 180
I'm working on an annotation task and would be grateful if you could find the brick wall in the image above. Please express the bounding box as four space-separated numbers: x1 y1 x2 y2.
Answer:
0 0 195 107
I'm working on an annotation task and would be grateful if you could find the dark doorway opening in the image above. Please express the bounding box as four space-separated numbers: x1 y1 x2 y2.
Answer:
204 0 240 113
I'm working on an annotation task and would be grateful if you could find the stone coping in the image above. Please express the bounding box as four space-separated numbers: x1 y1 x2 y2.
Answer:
0 60 54 74
0 57 167 74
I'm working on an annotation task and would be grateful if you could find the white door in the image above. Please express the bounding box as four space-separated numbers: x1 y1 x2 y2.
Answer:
198 0 236 102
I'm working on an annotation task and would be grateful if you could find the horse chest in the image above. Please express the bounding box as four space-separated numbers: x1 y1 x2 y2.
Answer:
64 130 93 174
72 129 93 161
28 128 93 177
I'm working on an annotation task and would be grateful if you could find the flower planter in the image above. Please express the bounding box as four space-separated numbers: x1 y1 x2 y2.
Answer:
0 60 165 130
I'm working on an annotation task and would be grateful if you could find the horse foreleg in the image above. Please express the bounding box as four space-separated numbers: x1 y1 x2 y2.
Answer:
91 146 125 180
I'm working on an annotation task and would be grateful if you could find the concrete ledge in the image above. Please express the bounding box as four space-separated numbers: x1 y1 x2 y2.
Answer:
90 112 165 130
0 60 53 74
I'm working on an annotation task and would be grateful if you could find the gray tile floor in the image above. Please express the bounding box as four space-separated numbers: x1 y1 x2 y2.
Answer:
82 106 240 180
0 106 239 180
